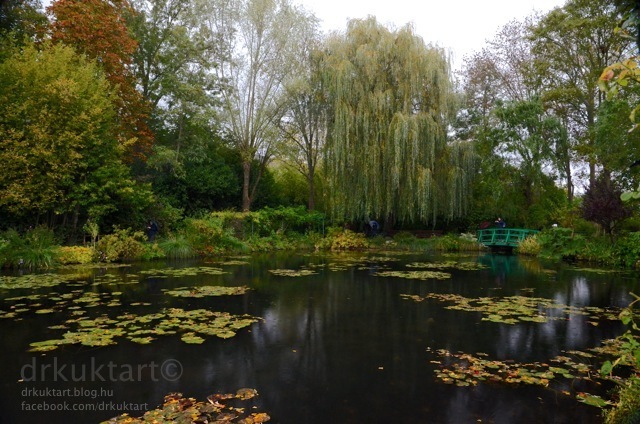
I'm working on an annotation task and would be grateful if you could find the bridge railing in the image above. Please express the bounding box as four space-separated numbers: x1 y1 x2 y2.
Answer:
477 228 539 247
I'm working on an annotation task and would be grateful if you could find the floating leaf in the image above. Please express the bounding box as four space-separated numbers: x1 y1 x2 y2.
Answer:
104 390 269 423
576 393 610 408
163 285 250 298
402 293 619 324
376 270 451 280
268 269 317 277
139 266 227 278
181 333 205 344
29 308 261 351
406 261 488 271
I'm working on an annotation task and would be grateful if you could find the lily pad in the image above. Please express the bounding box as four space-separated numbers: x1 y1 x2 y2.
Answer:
375 270 451 280
406 261 488 271
401 293 620 325
163 285 250 298
268 269 317 277
29 308 260 352
576 393 611 408
104 390 270 423
139 266 227 278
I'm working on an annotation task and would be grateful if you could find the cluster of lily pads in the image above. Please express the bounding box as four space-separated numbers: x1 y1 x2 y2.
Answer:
267 257 487 278
29 308 260 352
0 273 86 290
373 260 490 281
139 266 227 278
401 293 619 324
0 290 134 320
427 339 627 408
163 286 250 298
104 389 270 423
405 261 488 271
0 264 263 352
429 348 592 387
375 270 452 280
268 269 317 277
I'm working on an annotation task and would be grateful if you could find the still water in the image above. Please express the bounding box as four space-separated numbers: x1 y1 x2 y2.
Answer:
0 252 637 423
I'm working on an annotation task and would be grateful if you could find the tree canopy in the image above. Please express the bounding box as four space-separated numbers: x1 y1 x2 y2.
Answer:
321 17 473 224
0 41 151 232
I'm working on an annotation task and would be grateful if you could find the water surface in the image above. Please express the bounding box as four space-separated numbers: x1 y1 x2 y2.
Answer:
0 252 637 423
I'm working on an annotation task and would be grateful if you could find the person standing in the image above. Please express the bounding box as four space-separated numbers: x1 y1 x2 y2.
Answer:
146 220 158 242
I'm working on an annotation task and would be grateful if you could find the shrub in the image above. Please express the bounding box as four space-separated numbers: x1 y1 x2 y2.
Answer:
604 376 640 424
184 217 244 255
140 242 166 260
0 226 59 269
316 227 368 251
536 227 586 260
159 234 195 259
96 228 146 262
430 234 459 251
602 294 640 424
211 206 326 238
57 246 95 264
517 235 542 256
393 231 417 243
614 232 640 268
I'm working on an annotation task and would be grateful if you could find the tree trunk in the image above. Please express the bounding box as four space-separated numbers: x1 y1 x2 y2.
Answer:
242 160 252 212
70 204 80 244
566 170 573 204
307 174 315 211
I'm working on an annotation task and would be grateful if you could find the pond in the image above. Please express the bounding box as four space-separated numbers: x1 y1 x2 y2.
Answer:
0 252 638 423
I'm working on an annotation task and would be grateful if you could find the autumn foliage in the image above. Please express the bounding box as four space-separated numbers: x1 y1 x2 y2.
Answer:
47 0 153 159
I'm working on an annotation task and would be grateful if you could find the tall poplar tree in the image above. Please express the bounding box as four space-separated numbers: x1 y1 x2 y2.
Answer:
206 0 318 211
321 17 473 225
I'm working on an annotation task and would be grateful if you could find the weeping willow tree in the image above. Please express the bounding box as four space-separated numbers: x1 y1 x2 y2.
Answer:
321 17 474 225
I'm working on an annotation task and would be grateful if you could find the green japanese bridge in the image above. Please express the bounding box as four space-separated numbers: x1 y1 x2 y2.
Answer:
477 228 539 251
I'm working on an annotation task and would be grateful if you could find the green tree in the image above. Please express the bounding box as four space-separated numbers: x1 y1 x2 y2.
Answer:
320 17 473 225
531 0 632 189
0 41 151 236
595 100 640 189
493 99 566 209
0 0 47 41
128 0 221 152
279 44 326 211
206 0 318 211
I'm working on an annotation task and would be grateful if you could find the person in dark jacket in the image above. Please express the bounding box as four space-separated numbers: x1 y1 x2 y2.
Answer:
146 220 158 242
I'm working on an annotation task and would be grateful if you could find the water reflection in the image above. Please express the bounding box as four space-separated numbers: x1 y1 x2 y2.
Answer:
0 253 636 423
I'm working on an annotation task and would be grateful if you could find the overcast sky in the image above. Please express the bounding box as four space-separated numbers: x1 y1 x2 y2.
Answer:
295 0 567 70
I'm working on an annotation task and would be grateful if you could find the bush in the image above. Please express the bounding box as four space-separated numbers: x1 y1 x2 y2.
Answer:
0 226 59 269
210 207 325 238
159 233 195 259
614 232 640 268
57 246 95 264
536 227 587 260
140 242 166 260
517 234 542 256
604 376 640 424
96 228 146 262
315 228 368 251
393 231 417 243
183 217 245 255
